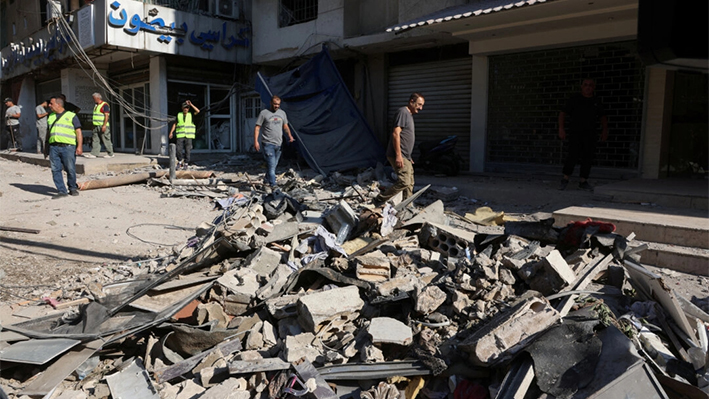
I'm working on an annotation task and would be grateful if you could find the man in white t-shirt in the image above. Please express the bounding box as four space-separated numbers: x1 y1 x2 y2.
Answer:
4 97 21 150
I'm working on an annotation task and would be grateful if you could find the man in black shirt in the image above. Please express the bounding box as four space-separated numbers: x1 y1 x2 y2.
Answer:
558 78 608 191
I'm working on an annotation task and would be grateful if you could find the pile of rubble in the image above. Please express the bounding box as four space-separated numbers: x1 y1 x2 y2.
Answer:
0 166 707 399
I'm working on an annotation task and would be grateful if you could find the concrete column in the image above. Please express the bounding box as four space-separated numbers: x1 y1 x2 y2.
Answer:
469 55 488 173
640 67 674 179
150 55 168 155
17 77 36 151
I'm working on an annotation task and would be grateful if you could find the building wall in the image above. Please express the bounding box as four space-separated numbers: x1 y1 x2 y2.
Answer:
486 41 645 171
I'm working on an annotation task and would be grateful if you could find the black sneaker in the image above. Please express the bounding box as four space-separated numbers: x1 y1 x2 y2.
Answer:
579 181 594 191
70 189 80 196
52 192 69 199
558 179 569 191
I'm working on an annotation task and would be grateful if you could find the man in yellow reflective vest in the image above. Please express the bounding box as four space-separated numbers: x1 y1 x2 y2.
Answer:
84 92 114 159
45 97 83 199
169 100 200 170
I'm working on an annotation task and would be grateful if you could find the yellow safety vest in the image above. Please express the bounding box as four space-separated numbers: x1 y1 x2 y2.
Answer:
176 112 196 139
48 112 77 145
93 101 109 127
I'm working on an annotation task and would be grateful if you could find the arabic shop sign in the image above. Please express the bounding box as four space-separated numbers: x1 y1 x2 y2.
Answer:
1 28 70 76
107 1 249 53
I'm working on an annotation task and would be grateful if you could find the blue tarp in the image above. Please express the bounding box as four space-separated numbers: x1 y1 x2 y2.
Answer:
255 47 386 175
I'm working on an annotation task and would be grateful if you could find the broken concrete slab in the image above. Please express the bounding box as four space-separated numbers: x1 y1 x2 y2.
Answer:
414 285 447 315
460 296 561 365
403 200 446 228
368 317 412 346
297 285 364 332
355 250 391 282
196 303 229 329
244 247 283 277
199 377 250 399
284 333 322 363
217 268 260 298
523 250 576 296
419 222 476 259
375 275 423 297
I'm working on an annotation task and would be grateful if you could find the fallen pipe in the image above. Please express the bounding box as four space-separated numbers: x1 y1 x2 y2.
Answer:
78 170 215 190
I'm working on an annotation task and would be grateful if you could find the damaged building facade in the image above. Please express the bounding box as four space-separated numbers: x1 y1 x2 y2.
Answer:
252 0 707 181
0 0 252 154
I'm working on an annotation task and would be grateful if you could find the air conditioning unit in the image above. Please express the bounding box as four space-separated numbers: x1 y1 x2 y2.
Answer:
214 0 239 19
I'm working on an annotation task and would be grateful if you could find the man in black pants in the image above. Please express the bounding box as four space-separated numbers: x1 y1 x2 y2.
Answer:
558 78 608 191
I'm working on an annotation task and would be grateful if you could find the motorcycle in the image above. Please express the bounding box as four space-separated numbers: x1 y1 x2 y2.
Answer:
417 135 462 176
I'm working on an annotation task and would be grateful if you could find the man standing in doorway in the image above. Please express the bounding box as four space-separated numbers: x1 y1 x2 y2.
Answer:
254 95 295 190
4 98 21 150
169 100 199 170
558 78 608 191
375 92 425 204
36 100 49 154
45 97 83 199
85 93 114 158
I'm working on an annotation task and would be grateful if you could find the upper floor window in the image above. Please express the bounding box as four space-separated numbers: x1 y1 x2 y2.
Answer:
279 0 317 28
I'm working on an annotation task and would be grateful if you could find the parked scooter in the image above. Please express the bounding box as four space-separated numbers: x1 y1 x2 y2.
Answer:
417 135 461 176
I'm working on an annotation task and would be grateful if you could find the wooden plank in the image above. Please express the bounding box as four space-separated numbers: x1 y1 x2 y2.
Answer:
20 339 104 397
0 226 40 234
153 338 242 383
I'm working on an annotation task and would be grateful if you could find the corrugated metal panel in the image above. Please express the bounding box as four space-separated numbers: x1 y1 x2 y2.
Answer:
388 57 472 170
386 0 552 33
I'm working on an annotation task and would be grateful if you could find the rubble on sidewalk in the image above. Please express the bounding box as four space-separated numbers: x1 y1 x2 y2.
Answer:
0 162 707 399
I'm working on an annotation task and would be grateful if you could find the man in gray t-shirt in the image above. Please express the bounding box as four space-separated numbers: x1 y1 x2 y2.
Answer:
375 92 425 204
4 97 21 150
254 95 295 188
36 100 49 154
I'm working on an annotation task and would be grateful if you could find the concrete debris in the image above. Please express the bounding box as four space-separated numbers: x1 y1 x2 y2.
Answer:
0 163 703 399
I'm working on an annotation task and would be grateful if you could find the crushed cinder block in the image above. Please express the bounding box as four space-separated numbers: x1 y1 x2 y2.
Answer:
297 285 364 332
355 250 391 282
414 285 447 315
244 247 283 277
524 250 576 295
460 296 560 365
368 317 412 346
419 222 476 258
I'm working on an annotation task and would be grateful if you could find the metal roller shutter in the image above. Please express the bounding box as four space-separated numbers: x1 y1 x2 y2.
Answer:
388 57 472 170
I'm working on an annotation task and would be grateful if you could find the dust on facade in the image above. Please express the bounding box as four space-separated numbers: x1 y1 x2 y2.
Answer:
0 0 706 181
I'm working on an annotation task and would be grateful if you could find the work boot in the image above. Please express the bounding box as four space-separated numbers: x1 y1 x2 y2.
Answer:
558 179 569 191
52 192 68 199
579 181 594 191
70 189 80 196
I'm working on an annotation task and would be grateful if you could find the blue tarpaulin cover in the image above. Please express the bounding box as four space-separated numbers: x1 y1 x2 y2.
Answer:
255 47 386 175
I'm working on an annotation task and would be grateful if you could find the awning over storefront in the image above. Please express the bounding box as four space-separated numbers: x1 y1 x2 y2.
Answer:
255 48 386 175
386 0 552 33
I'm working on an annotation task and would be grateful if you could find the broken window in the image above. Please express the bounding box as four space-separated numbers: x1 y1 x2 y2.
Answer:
279 0 317 28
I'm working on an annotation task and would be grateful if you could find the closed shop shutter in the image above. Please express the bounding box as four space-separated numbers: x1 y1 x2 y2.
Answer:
388 57 472 170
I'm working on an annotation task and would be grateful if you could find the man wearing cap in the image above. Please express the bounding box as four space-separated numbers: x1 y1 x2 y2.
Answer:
169 100 199 169
45 96 83 199
4 98 21 150
84 92 114 158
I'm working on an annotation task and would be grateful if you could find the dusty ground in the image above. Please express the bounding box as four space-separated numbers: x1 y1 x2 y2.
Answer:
0 154 706 306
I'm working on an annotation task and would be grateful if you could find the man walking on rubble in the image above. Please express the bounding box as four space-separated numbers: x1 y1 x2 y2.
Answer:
45 96 83 199
254 95 295 190
558 78 608 191
375 92 425 204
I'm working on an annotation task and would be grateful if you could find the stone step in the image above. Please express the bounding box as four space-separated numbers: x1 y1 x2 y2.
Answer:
633 240 709 276
553 206 709 250
594 179 708 211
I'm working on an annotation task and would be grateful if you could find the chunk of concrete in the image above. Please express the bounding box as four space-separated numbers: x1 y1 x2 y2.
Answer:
368 317 412 346
526 250 576 295
245 247 283 277
403 200 446 227
414 285 447 315
375 275 423 297
355 250 391 282
284 333 322 363
265 294 301 319
297 286 364 332
217 268 260 298
196 302 229 329
255 264 293 301
200 378 250 399
459 296 561 365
